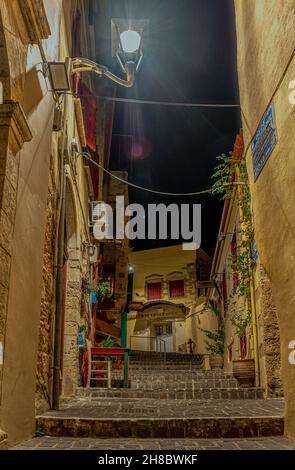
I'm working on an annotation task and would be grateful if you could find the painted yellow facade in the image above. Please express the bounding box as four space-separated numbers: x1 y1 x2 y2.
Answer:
127 245 212 354
234 0 295 438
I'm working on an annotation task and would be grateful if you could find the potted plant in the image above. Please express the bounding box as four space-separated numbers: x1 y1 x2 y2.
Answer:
231 306 255 386
207 330 225 369
200 306 225 369
95 280 113 300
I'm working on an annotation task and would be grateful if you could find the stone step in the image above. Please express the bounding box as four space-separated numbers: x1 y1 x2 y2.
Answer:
130 379 239 389
13 435 295 450
37 414 283 439
130 352 204 365
76 387 264 400
36 398 284 439
129 364 203 370
124 370 235 381
130 351 202 359
130 358 203 364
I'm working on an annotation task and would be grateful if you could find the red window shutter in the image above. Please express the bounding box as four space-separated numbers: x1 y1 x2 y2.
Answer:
169 280 185 298
147 282 162 300
79 82 97 153
79 82 99 198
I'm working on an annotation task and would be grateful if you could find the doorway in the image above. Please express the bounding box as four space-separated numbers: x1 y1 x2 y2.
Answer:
155 323 174 352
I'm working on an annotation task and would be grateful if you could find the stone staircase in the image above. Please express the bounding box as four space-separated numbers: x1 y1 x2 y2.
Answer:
128 351 203 370
77 351 264 399
36 351 284 439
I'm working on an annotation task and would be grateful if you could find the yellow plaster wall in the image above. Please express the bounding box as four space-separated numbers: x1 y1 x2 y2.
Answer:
129 244 197 304
128 245 211 353
234 0 295 437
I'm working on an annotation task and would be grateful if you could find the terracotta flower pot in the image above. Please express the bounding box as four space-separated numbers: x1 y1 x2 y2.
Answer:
233 359 255 387
209 354 224 369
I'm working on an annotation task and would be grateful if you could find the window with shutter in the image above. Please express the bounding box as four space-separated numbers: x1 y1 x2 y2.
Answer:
147 282 162 300
169 279 185 298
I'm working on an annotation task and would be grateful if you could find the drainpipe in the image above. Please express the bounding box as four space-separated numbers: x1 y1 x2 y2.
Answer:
52 161 67 410
52 61 70 409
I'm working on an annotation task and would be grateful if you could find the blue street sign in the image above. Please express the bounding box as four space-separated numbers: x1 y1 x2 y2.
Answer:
252 103 277 181
252 239 258 264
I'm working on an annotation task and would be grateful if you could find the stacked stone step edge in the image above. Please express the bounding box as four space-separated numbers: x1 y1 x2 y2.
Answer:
36 350 284 439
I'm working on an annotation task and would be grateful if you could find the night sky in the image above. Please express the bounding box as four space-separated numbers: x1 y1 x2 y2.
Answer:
95 0 241 257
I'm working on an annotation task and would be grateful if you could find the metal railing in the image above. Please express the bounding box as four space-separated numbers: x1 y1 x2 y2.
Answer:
129 335 166 365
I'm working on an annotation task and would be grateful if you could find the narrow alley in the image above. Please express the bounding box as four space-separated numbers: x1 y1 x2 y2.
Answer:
0 0 295 461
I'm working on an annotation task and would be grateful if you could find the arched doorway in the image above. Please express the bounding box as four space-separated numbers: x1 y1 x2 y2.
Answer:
131 301 187 353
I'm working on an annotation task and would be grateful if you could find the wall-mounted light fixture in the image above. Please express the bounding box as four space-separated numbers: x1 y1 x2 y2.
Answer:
47 62 70 92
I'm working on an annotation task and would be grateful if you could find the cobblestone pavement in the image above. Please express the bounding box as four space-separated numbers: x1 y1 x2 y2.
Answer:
38 398 284 419
13 435 295 450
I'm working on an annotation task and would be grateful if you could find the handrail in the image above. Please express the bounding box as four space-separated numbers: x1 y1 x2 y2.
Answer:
129 335 166 365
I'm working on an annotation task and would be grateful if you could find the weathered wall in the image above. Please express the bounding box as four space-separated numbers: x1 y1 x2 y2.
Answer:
234 0 295 438
37 2 94 404
0 0 61 444
35 137 58 413
185 302 215 355
0 0 92 443
254 264 283 397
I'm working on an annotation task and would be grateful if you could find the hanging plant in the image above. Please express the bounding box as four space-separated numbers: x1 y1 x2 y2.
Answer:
78 325 86 334
211 152 254 345
95 280 113 300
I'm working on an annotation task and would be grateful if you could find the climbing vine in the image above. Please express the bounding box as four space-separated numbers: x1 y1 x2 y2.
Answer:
200 306 225 355
211 152 254 340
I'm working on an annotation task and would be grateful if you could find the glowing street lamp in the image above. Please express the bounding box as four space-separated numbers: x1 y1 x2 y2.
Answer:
120 30 141 54
46 19 148 93
71 18 148 89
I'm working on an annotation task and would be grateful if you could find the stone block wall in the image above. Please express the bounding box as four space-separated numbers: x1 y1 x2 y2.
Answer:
255 264 283 397
35 139 58 413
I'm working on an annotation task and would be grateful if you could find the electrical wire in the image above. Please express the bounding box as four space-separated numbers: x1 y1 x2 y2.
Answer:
92 96 241 108
79 151 213 196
